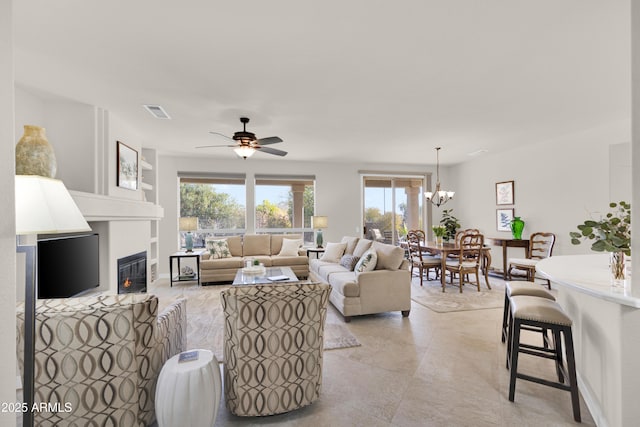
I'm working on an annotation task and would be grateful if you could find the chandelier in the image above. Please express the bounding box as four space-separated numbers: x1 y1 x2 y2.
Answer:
424 147 455 207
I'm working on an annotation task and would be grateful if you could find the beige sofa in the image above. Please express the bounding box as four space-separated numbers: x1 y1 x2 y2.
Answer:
309 236 411 322
16 294 187 427
200 234 309 283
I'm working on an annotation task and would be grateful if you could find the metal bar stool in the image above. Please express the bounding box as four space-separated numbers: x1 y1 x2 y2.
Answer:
506 295 581 423
501 281 555 344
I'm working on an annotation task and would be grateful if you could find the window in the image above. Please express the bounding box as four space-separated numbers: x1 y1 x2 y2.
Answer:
362 174 426 245
255 175 315 243
179 175 246 248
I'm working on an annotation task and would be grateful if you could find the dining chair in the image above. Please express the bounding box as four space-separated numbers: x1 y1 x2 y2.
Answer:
407 230 441 285
507 232 556 289
444 232 484 292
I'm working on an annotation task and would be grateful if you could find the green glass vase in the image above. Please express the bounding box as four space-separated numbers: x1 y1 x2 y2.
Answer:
511 217 525 240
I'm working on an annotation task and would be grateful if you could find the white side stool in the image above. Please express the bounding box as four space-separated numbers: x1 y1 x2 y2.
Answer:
155 349 222 427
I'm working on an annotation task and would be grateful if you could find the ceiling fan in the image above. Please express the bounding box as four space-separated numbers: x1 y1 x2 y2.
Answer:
197 117 287 159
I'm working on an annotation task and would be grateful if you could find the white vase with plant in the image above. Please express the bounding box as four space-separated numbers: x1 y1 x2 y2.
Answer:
569 201 631 287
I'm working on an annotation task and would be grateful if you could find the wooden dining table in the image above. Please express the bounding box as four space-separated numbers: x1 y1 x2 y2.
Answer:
413 241 492 289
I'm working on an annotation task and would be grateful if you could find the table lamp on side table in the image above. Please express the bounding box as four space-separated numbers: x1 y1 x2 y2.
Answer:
15 175 91 427
179 217 198 252
312 215 328 248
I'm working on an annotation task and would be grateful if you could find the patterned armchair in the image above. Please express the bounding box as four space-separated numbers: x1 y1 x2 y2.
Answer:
16 294 187 427
221 282 331 416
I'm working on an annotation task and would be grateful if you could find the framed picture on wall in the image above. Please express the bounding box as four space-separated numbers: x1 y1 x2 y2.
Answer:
496 180 514 205
497 208 514 231
117 141 138 190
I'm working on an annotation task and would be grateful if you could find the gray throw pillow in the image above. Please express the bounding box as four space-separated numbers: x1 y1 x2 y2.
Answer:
339 254 360 271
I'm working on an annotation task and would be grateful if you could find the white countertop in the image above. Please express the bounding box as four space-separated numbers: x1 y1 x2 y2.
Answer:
537 254 640 308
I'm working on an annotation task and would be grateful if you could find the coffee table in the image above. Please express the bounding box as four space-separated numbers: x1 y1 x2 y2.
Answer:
232 266 298 286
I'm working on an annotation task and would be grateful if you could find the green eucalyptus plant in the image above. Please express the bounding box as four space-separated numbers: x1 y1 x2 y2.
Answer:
439 209 460 242
569 201 631 256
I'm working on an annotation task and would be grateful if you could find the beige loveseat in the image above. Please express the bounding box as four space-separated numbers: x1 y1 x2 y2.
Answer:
16 294 187 427
309 236 411 322
200 234 309 283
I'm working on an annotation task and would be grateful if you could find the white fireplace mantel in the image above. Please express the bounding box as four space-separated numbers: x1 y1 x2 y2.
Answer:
70 190 164 221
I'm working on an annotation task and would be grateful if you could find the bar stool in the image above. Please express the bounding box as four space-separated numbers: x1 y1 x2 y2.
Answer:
506 295 581 423
501 281 555 343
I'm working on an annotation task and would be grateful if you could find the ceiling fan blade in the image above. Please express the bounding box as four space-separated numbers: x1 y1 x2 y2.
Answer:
257 146 287 156
255 136 283 145
208 131 234 141
195 144 237 149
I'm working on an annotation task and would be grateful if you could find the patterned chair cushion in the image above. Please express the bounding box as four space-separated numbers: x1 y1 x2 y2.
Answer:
221 282 331 416
16 293 187 426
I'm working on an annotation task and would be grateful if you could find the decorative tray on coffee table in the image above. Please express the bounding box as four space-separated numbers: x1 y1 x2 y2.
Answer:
242 265 266 275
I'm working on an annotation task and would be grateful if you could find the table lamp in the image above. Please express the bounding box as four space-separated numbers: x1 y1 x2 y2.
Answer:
15 175 91 427
179 217 198 252
312 215 328 248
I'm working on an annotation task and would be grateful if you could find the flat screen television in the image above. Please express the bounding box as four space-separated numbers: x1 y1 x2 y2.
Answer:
37 233 100 299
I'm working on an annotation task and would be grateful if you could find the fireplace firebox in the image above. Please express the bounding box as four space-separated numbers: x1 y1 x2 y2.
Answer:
118 251 147 294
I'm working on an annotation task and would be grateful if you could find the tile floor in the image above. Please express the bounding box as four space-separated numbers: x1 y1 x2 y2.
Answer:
164 276 595 426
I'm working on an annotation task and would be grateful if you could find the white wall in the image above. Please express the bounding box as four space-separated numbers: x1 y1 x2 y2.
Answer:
0 0 17 421
15 86 97 193
157 155 437 276
449 120 630 269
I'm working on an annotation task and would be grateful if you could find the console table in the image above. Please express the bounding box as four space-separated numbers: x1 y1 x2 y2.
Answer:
484 237 529 279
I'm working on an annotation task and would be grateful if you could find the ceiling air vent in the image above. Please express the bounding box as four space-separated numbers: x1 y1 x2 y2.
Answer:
143 104 171 119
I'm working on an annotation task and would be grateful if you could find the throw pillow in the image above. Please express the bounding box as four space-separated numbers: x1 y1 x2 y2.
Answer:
207 239 232 259
354 248 377 272
340 236 359 255
339 254 360 271
320 242 347 263
353 238 373 258
278 238 303 256
372 241 405 270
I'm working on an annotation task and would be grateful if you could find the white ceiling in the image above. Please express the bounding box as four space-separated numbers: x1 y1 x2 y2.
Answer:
13 0 630 165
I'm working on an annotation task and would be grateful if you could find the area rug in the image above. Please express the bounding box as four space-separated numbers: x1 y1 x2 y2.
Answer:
410 277 505 313
151 279 360 361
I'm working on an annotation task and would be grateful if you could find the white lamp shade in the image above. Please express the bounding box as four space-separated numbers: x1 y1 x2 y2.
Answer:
15 175 90 235
234 146 256 158
312 215 328 229
179 217 199 232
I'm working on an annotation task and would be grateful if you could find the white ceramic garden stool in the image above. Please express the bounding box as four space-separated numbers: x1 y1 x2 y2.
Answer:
155 349 222 427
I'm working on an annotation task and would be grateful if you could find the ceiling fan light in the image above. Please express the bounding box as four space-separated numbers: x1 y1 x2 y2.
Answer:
234 146 256 159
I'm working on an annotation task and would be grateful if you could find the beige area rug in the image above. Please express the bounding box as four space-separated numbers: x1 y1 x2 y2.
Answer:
410 276 505 313
151 279 360 361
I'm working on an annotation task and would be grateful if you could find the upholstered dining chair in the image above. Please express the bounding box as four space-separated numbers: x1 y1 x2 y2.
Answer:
407 230 441 285
444 232 484 292
507 232 556 289
220 282 331 417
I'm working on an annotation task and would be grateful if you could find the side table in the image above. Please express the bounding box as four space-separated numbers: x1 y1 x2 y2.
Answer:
485 237 530 279
155 349 222 427
306 247 325 259
169 250 205 286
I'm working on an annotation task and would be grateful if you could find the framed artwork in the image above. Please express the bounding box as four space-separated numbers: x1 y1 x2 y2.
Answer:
117 141 138 190
496 180 514 205
497 208 514 231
